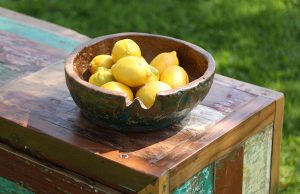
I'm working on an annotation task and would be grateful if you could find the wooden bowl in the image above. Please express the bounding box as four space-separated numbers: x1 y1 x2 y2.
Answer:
65 32 215 131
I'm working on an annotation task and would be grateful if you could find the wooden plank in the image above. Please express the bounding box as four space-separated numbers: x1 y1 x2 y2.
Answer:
0 177 33 194
214 74 283 100
0 110 158 193
0 16 80 52
214 146 244 194
0 7 89 43
0 30 65 86
0 7 88 85
202 81 255 113
270 95 284 194
171 164 214 194
130 104 226 164
167 96 275 191
0 143 121 194
242 123 273 194
0 60 269 192
138 173 169 194
0 62 19 86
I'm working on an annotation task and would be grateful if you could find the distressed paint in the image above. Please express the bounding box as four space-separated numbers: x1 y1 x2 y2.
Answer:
172 165 213 194
0 17 79 51
243 123 273 194
0 7 89 43
171 104 225 131
0 30 66 86
0 143 121 194
132 104 225 163
0 62 19 85
0 177 34 194
215 147 244 194
0 61 264 192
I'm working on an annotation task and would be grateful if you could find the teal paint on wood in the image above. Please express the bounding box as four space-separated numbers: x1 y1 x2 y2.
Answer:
0 17 79 52
172 164 213 194
242 123 273 194
0 177 34 194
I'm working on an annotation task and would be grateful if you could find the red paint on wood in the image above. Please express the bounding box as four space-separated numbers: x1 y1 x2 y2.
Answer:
0 143 121 194
215 146 244 194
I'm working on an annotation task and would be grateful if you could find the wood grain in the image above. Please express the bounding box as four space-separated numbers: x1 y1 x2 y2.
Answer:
0 142 121 194
0 110 158 193
168 96 275 190
270 95 284 194
215 147 244 194
202 81 255 113
214 74 283 100
138 173 169 194
0 62 19 86
242 123 273 194
0 60 275 192
0 30 65 86
0 7 89 43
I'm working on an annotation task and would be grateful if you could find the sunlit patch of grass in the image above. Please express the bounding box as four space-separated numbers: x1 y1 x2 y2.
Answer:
280 136 300 193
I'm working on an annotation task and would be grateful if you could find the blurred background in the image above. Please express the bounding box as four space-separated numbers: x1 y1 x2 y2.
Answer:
0 0 299 193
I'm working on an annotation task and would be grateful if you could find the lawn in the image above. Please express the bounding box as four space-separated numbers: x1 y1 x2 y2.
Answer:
0 0 299 193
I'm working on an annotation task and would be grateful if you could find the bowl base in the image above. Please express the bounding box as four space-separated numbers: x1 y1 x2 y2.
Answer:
80 110 186 132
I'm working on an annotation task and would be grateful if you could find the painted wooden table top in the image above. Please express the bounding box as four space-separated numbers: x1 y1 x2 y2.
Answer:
0 7 283 193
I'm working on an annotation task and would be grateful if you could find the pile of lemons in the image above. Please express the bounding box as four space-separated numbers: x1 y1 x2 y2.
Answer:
88 39 189 108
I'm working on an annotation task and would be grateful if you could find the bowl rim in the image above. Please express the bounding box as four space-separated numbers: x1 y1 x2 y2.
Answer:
65 32 215 109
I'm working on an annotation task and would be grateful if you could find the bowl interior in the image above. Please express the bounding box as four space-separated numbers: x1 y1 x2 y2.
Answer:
73 34 209 83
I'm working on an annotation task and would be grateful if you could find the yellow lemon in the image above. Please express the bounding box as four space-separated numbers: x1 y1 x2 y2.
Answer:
88 67 115 87
150 51 179 75
112 56 152 87
160 66 189 89
111 39 141 62
89 55 114 74
136 81 172 108
101 81 133 101
148 65 159 82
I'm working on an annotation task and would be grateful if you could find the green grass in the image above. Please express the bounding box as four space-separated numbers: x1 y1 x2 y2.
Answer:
1 0 299 193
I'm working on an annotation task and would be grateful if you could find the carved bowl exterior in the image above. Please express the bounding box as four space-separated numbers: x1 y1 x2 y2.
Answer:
65 32 215 131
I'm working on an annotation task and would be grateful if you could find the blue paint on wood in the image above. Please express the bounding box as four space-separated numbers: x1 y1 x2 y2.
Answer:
172 164 214 194
0 177 34 194
0 17 79 52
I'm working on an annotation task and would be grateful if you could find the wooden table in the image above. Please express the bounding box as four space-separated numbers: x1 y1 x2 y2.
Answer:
0 7 284 194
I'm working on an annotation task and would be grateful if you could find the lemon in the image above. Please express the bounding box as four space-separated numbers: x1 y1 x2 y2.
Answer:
160 66 189 89
88 67 115 87
136 81 172 108
101 81 134 101
150 51 179 75
89 55 114 74
148 65 159 82
111 39 141 62
112 56 152 87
